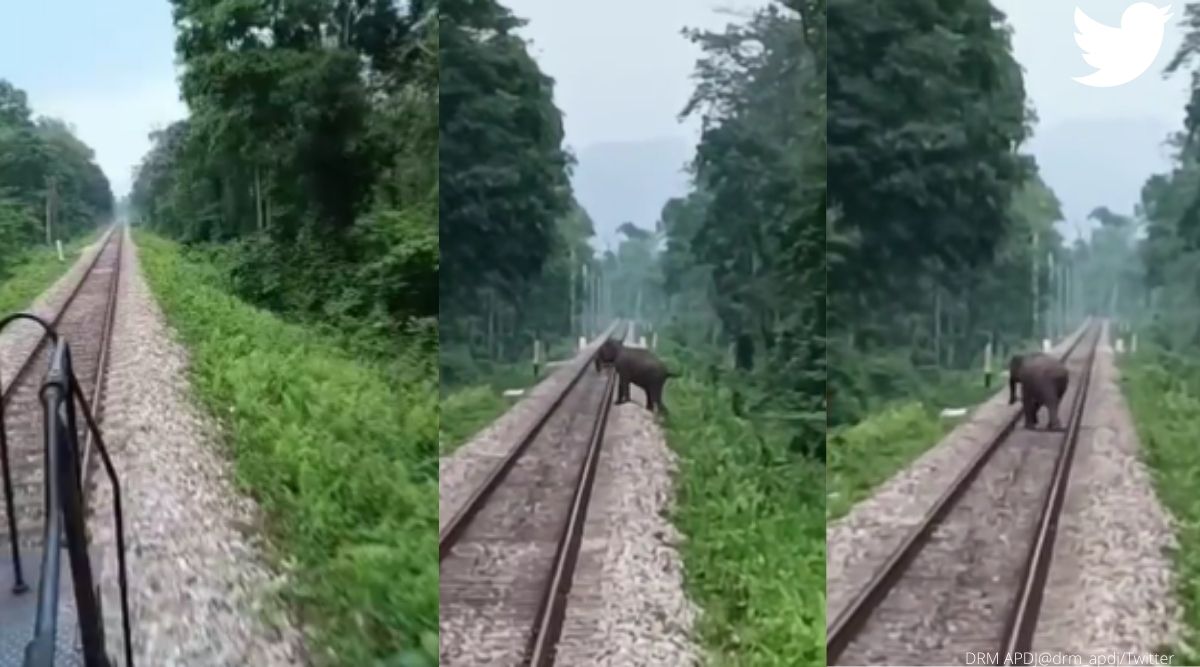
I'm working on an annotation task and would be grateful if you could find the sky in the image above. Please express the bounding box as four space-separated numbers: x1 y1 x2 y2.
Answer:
504 0 761 149
0 1 186 198
504 0 768 247
992 0 1191 240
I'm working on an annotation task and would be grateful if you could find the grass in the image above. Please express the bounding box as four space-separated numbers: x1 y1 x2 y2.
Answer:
438 352 565 454
134 231 438 667
826 402 947 521
439 386 510 453
1120 346 1200 664
0 230 102 318
662 374 825 666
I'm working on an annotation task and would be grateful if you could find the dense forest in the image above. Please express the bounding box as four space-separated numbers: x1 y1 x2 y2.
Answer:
438 0 586 386
1129 3 1200 347
827 0 1073 425
0 79 112 276
650 0 823 440
129 0 437 359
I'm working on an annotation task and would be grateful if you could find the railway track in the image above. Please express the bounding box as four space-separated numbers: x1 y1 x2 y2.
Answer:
0 226 124 664
439 321 626 667
827 320 1103 666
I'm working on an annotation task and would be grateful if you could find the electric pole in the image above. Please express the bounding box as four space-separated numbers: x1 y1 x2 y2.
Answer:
45 176 56 246
1031 230 1039 340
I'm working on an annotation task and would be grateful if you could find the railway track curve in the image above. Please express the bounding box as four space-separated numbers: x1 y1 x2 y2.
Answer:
827 319 1103 666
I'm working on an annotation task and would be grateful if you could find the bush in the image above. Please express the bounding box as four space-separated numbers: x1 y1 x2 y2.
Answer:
135 231 437 666
0 230 99 317
664 374 825 665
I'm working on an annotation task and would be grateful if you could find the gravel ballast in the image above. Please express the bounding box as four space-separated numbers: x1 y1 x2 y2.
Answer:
1031 323 1180 662
439 339 700 666
86 228 306 665
440 335 609 532
553 385 700 667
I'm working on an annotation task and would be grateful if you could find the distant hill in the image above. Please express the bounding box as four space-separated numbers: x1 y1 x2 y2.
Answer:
1028 116 1175 235
570 136 693 247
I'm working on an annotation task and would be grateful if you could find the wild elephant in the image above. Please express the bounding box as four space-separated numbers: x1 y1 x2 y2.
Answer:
594 338 677 415
1008 353 1070 430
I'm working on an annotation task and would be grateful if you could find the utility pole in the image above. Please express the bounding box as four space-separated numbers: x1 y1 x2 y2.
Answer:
45 176 56 246
569 247 576 339
1047 251 1055 340
1031 231 1039 340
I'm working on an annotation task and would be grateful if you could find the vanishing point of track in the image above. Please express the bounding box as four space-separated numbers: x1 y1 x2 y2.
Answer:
440 321 625 667
0 226 123 556
827 320 1103 666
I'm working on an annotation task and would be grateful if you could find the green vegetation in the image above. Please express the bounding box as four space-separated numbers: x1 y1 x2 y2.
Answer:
439 386 509 454
664 375 824 666
620 6 826 659
1120 348 1200 664
124 5 438 662
129 0 436 356
135 232 437 667
0 231 100 318
827 0 1077 428
439 0 593 385
0 79 112 277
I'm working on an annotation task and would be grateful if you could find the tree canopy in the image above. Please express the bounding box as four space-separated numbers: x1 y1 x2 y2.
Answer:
130 0 437 354
0 79 112 276
827 0 1069 424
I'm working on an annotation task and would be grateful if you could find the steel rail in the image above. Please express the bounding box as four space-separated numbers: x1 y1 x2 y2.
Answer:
1 228 118 410
826 318 1097 665
0 227 118 592
79 225 123 503
438 320 624 560
1000 323 1103 662
526 346 619 666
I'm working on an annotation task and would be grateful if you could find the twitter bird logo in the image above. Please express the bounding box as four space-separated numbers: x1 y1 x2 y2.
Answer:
1073 3 1172 88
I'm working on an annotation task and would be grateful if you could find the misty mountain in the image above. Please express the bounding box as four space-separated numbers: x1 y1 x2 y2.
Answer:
570 137 693 248
1028 116 1175 235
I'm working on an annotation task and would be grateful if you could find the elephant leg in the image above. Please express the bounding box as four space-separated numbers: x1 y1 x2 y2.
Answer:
1046 393 1063 431
1023 397 1038 428
645 381 661 414
655 384 669 416
616 377 631 404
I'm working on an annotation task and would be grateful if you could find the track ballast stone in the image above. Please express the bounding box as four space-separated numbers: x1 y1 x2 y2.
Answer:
86 228 307 665
553 384 700 667
440 337 608 532
1032 323 1180 664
